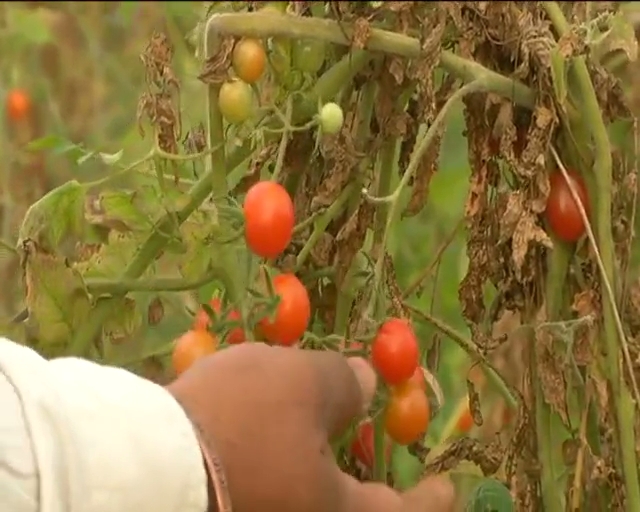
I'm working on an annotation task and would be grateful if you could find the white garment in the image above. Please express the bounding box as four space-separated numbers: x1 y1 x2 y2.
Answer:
0 338 208 512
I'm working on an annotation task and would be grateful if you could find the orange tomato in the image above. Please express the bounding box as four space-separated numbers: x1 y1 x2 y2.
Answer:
232 39 267 84
258 273 310 346
6 88 31 122
384 381 430 445
171 330 217 376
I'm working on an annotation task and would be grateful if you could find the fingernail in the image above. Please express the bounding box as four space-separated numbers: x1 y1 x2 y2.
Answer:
347 357 376 412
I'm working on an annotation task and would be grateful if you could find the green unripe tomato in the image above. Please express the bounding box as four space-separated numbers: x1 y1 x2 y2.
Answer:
319 102 344 135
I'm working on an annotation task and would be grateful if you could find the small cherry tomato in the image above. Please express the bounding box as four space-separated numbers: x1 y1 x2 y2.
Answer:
219 79 254 124
292 38 326 74
6 88 31 122
258 273 310 346
232 39 267 84
349 420 391 468
172 329 217 376
371 318 419 386
319 102 344 135
193 297 245 345
545 169 590 243
456 404 474 433
384 381 430 445
244 181 294 259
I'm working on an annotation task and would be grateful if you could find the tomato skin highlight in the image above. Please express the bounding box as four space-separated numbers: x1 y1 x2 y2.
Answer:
193 297 245 345
243 181 294 259
172 329 217 376
371 318 420 386
232 39 267 84
218 80 254 124
6 88 31 122
545 169 590 243
384 381 430 445
259 273 310 346
349 420 390 468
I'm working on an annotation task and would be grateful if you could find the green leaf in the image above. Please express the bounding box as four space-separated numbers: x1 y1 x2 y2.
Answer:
75 231 151 279
178 208 218 281
102 296 143 345
465 478 514 512
85 189 155 232
23 242 92 351
18 180 86 250
99 150 124 166
27 135 89 162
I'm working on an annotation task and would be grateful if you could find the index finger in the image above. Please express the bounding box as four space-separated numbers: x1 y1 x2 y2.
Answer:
302 350 376 439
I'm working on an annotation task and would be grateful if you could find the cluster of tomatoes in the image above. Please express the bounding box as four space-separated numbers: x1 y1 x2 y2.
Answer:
172 174 309 373
350 318 429 468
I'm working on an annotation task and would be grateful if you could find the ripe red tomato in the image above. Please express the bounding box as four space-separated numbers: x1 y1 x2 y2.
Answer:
456 405 474 433
371 318 419 386
193 297 245 345
6 88 31 122
219 79 254 124
258 273 310 346
349 420 391 468
384 381 430 445
244 181 294 259
232 39 267 84
545 169 590 243
172 329 217 376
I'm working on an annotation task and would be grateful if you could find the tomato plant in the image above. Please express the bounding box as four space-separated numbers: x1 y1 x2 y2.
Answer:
232 39 267 84
349 420 390 468
319 102 344 135
371 318 419 386
292 38 326 74
218 79 254 124
258 273 310 346
193 297 245 345
384 381 430 445
544 169 590 243
6 88 31 122
243 181 295 259
172 329 217 376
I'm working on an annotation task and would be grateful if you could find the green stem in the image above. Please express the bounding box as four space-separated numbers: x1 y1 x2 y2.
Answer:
544 3 640 510
206 12 535 108
85 269 222 295
405 304 517 408
295 183 357 271
365 80 487 317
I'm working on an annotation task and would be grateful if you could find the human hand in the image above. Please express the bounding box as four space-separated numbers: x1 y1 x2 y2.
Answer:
167 343 454 512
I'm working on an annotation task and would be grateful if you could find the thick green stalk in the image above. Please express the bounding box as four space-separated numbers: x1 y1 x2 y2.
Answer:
543 3 640 509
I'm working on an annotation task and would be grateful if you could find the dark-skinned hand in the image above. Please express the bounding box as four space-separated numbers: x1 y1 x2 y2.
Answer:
167 343 454 512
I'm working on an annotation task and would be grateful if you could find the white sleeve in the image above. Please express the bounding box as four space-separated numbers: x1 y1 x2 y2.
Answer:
0 338 208 512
